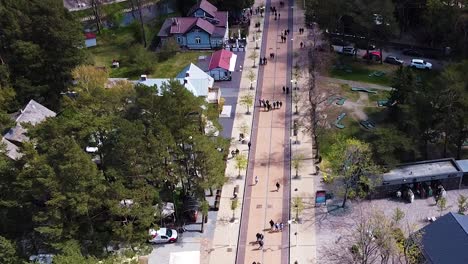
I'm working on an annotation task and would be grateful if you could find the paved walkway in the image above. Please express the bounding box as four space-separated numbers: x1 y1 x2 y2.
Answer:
288 7 319 264
208 3 266 264
236 0 292 263
320 76 394 91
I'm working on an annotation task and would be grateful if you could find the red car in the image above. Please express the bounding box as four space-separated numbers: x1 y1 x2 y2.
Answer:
362 51 381 60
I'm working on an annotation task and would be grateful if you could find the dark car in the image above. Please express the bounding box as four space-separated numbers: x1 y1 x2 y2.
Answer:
402 49 423 57
384 56 404 65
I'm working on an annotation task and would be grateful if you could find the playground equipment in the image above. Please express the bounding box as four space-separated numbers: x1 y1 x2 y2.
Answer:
334 113 346 129
351 87 378 94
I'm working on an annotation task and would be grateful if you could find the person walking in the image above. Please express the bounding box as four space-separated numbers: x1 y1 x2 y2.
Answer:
273 102 276 109
278 13 280 19
279 101 283 108
248 141 252 150
300 42 304 48
269 219 275 230
254 175 258 185
258 240 264 249
283 86 286 93
280 222 284 231
286 87 290 94
276 182 280 191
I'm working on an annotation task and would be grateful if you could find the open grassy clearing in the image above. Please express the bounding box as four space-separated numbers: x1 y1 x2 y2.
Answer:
330 56 396 86
87 25 209 79
152 51 211 77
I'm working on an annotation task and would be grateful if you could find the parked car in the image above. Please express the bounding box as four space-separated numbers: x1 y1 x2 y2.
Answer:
148 228 178 244
384 56 404 65
402 49 423 57
410 59 432 70
337 46 356 56
331 37 351 47
362 51 381 60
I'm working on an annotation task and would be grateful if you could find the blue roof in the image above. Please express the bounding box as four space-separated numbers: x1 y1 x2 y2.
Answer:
420 212 468 264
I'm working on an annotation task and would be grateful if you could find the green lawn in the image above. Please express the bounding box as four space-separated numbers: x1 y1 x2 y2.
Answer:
330 57 395 86
152 51 211 78
87 26 210 79
338 84 360 102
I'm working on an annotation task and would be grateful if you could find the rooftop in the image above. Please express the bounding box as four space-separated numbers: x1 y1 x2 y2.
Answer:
188 0 218 17
420 212 468 264
382 158 462 184
209 49 236 71
137 63 214 98
456 159 468 173
1 137 21 160
3 100 56 143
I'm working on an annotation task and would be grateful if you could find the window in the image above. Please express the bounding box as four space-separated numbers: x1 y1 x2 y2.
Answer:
195 37 201 44
176 37 182 43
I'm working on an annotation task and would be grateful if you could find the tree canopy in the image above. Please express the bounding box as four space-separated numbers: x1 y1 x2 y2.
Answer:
0 65 228 260
0 0 84 108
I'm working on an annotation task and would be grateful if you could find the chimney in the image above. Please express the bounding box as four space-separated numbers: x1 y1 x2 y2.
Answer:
185 71 190 77
140 74 147 81
184 78 188 84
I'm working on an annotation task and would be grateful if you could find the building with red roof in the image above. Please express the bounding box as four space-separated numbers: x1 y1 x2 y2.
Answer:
200 49 237 81
158 0 228 50
84 32 97 48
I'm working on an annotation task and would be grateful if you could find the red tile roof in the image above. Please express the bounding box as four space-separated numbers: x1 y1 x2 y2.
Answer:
209 50 233 70
84 32 96 39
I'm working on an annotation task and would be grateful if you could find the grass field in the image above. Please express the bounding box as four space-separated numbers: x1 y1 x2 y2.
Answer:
330 57 396 86
87 26 210 79
152 51 211 78
338 84 360 102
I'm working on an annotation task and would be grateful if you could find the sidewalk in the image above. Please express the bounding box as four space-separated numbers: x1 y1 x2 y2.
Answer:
289 5 318 264
207 5 266 264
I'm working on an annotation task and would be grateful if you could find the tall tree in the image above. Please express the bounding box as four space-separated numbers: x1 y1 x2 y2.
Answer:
326 138 381 208
348 0 397 62
0 236 19 264
0 0 84 107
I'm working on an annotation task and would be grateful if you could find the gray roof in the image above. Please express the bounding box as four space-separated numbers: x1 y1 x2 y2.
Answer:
3 100 56 143
1 137 21 160
456 159 468 173
420 212 468 264
382 158 462 185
